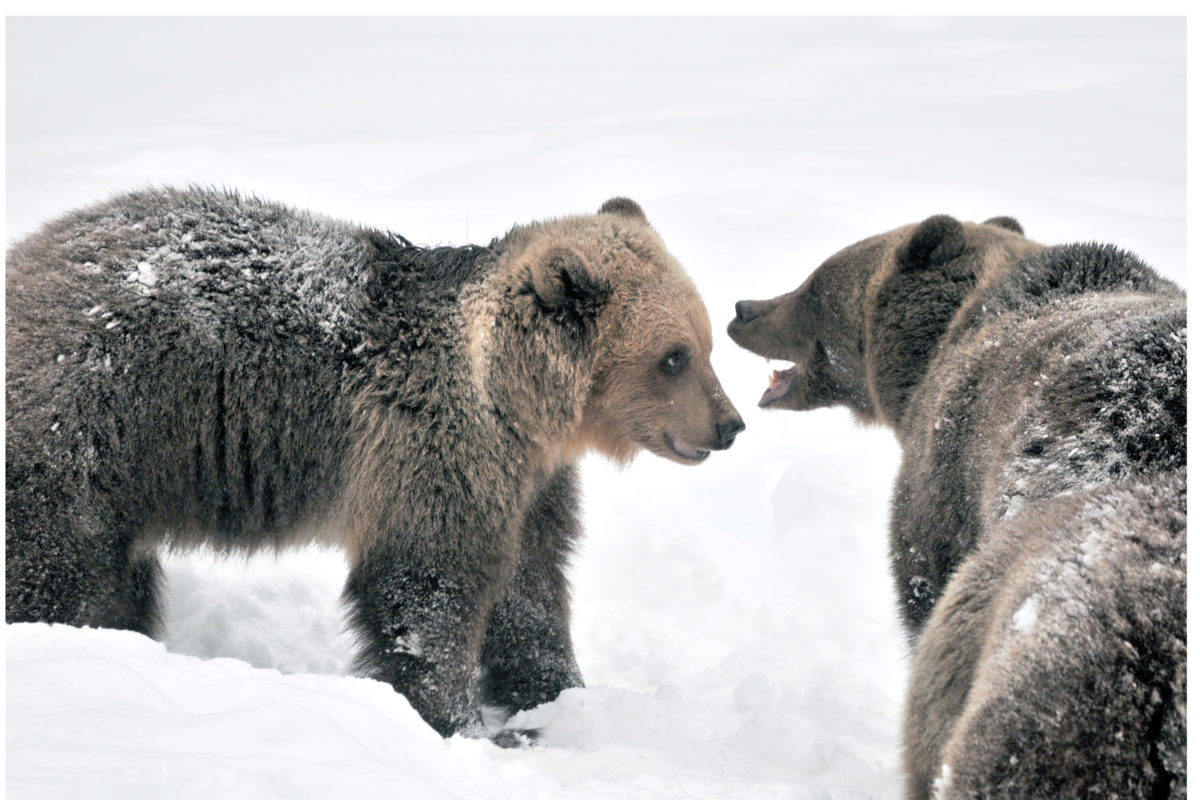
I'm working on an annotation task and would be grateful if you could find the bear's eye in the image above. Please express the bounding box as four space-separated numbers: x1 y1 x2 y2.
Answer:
660 348 690 376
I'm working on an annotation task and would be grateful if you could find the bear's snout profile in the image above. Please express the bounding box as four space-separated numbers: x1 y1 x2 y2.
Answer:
726 292 807 369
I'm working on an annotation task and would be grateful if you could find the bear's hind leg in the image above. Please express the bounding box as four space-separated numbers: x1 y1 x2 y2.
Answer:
480 466 584 717
5 489 163 637
931 478 1186 800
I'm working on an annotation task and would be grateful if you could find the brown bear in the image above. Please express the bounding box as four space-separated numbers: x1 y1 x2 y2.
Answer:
727 216 1185 798
5 187 744 742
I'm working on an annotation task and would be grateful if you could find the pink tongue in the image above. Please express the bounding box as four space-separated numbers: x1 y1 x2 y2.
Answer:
759 366 797 406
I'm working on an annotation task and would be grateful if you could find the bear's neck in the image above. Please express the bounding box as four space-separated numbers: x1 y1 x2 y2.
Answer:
460 271 600 462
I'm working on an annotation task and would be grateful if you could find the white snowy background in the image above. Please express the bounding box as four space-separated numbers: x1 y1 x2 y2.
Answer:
4 16 1186 800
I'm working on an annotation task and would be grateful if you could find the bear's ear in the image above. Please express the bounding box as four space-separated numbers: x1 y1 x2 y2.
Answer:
898 215 966 272
599 197 647 222
983 216 1024 235
529 245 610 320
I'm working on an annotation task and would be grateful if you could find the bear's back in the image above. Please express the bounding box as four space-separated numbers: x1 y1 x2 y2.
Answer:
905 255 1185 545
7 186 371 360
890 245 1184 627
5 188 382 545
975 289 1185 519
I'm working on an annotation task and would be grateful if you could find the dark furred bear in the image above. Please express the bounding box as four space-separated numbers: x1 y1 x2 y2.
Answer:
6 187 743 741
728 216 1185 798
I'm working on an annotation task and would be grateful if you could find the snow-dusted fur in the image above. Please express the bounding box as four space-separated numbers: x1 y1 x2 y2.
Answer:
910 473 1184 799
728 216 1186 798
5 186 742 740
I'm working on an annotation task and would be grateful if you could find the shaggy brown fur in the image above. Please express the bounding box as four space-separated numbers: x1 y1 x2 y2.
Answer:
727 215 1185 798
5 187 743 740
909 473 1185 799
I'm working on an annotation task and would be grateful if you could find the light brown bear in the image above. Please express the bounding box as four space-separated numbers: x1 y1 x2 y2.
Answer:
6 188 744 742
727 215 1185 798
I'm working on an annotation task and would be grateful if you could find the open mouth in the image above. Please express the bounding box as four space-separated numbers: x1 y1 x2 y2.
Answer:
760 364 798 407
665 431 710 462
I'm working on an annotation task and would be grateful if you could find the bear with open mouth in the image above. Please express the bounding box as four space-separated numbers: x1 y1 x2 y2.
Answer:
728 214 1185 799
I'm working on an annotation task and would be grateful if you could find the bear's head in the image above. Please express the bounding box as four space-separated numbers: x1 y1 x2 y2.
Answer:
726 215 1043 428
498 198 744 466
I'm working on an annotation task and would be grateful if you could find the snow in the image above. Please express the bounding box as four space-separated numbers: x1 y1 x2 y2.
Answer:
1010 596 1040 634
126 261 157 287
4 16 1185 800
931 763 954 800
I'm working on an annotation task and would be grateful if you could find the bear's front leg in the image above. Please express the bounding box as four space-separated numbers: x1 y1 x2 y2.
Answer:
343 542 515 738
480 465 584 717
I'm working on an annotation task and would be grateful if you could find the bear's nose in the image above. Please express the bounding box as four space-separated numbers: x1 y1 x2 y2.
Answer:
734 300 759 324
715 417 746 449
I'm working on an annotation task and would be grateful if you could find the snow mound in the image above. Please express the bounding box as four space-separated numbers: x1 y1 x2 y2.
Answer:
8 620 897 800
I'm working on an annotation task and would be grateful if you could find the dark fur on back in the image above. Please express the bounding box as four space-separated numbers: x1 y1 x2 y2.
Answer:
6 188 364 563
893 241 1185 629
967 241 1180 318
727 215 1186 798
